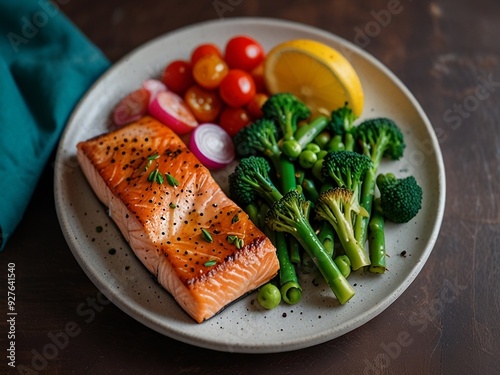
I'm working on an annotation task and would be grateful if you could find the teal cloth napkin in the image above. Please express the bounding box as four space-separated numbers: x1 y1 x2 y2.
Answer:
0 0 110 250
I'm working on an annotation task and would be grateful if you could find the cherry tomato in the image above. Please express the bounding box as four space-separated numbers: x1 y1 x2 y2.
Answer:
219 70 256 108
184 85 222 123
224 36 265 72
250 62 267 93
219 107 252 137
246 93 269 119
161 60 194 95
112 88 150 127
191 43 223 65
192 54 229 90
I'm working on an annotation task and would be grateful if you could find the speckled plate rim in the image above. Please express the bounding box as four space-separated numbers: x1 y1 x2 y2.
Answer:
54 17 446 353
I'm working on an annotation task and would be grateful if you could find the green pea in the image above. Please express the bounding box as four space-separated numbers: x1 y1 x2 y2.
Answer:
314 130 331 149
299 149 317 169
257 283 281 310
281 139 302 159
305 143 321 154
326 135 345 152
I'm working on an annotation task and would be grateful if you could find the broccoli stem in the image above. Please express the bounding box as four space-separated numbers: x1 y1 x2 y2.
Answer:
295 116 330 149
291 216 355 304
344 133 355 152
261 199 302 303
356 136 390 245
316 182 336 258
244 203 260 227
368 198 386 274
321 195 371 271
317 221 335 257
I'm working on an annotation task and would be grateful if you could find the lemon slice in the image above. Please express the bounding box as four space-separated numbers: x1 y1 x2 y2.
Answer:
264 39 364 117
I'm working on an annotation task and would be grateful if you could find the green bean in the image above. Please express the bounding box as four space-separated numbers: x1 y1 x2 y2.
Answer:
334 255 352 278
368 198 386 274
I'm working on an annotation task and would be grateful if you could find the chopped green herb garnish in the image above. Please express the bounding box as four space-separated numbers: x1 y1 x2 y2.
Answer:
227 235 237 244
169 203 176 209
235 238 244 249
227 235 244 249
201 228 213 243
166 173 180 187
156 172 164 184
148 153 160 161
232 214 240 224
148 169 164 184
144 154 160 171
204 260 217 267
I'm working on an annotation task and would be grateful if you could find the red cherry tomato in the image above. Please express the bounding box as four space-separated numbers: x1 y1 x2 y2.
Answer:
112 88 151 127
219 107 252 137
246 93 269 119
184 85 222 123
192 54 229 89
161 60 194 95
224 36 265 72
191 43 223 65
219 70 256 108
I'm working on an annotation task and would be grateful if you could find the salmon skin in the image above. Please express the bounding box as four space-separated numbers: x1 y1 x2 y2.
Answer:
77 116 279 323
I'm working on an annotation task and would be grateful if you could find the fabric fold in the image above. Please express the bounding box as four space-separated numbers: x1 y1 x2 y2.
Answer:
0 0 110 250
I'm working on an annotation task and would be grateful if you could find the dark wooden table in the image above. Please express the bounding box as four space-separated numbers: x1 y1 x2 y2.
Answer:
2 0 500 374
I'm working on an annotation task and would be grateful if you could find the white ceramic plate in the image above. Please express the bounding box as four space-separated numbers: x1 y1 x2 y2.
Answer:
54 18 445 353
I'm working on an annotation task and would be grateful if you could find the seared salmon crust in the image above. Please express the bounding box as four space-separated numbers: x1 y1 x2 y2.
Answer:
77 116 279 323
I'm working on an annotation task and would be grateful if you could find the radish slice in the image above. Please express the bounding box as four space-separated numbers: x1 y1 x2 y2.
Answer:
149 91 198 134
189 124 235 169
142 79 167 102
112 88 151 127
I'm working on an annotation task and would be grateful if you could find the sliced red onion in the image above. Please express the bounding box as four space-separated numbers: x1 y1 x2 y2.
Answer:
189 124 235 169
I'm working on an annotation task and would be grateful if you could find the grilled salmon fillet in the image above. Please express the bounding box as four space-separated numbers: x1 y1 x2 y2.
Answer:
77 116 279 323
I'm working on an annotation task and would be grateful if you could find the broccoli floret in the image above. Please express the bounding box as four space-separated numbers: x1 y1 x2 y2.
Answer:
355 117 405 165
353 117 406 245
261 93 311 159
228 156 282 207
233 118 281 161
262 93 310 140
376 173 423 223
315 187 370 271
328 104 357 151
266 190 355 304
321 151 372 197
229 157 302 305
